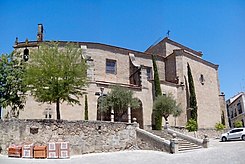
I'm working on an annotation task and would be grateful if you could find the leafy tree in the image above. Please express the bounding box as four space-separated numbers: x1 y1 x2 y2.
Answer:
101 85 139 122
153 94 181 123
187 63 198 129
84 95 88 120
234 121 243 128
0 52 27 118
152 54 163 130
24 42 88 120
173 105 183 127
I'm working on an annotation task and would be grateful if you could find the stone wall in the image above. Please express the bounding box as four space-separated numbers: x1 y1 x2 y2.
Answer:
0 119 138 155
136 128 170 152
171 127 229 139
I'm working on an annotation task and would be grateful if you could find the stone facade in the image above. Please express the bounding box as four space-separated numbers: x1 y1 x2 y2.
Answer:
226 92 245 128
0 119 138 155
3 25 227 129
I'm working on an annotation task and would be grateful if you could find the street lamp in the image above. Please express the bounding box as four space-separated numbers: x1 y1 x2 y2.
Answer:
95 87 105 121
99 87 104 121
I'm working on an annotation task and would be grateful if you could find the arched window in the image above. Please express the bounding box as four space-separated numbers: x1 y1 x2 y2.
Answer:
23 48 29 62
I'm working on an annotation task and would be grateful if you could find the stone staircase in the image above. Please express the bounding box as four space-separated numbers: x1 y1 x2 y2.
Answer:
148 130 202 152
178 139 202 152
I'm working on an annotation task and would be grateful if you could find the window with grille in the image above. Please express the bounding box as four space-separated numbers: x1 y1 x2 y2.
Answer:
106 59 117 74
146 67 152 80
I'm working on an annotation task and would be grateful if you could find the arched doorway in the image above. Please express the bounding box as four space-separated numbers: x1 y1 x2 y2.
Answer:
96 96 110 121
131 99 143 128
96 97 144 129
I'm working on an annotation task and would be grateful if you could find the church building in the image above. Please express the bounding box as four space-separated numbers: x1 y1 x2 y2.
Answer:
10 24 227 129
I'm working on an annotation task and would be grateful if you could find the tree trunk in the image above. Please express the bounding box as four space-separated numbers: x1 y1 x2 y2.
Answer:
117 110 127 122
56 98 61 120
154 110 163 130
175 117 177 127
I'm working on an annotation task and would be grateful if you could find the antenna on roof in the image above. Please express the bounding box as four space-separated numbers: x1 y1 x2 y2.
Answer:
166 30 170 38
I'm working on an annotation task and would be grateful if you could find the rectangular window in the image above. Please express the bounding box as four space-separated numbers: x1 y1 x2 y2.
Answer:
45 114 52 119
237 102 242 114
146 67 152 80
106 59 117 74
44 108 52 119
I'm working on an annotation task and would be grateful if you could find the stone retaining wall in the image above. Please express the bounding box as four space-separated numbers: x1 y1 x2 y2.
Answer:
171 127 229 139
136 128 170 152
0 119 138 155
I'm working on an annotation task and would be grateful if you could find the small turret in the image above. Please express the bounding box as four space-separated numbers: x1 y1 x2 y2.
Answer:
37 24 44 42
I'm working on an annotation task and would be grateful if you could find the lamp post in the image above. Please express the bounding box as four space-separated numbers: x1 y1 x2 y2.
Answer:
95 87 108 121
100 87 104 121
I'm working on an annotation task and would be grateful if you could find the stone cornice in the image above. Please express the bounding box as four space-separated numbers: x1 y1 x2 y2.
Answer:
171 49 219 70
95 80 141 90
14 40 165 61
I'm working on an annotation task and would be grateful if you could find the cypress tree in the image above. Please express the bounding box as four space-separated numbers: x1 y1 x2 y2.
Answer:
152 54 162 130
152 55 162 97
221 111 225 125
187 63 198 128
84 95 88 120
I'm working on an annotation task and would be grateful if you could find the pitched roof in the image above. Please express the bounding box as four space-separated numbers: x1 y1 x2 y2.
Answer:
145 37 203 57
13 40 163 60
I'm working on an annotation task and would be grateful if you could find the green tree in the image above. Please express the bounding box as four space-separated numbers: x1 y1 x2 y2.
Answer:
24 42 88 120
187 63 198 129
84 95 88 120
234 121 243 128
173 105 183 127
152 54 163 130
153 94 181 123
0 52 27 118
152 55 162 97
101 85 139 121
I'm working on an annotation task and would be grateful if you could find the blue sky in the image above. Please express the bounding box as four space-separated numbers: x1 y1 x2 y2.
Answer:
0 0 244 99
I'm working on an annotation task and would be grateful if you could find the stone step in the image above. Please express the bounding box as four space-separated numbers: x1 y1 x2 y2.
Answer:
179 141 197 146
179 144 201 149
146 130 203 152
178 146 202 152
178 140 202 152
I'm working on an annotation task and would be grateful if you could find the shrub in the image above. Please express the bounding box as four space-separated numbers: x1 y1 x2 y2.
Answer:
215 122 225 131
186 118 198 132
234 121 243 128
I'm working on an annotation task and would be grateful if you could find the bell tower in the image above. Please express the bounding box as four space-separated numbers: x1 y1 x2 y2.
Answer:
37 24 44 42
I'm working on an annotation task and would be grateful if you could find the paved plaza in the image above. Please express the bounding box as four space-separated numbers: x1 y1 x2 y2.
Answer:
1 139 245 164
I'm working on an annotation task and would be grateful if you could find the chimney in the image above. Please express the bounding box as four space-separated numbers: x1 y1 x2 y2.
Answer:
37 24 44 42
